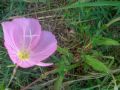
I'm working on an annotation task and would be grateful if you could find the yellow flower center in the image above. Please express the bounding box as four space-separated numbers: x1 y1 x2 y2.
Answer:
17 50 30 61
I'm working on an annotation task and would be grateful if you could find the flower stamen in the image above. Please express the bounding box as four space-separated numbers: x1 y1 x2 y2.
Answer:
17 50 30 61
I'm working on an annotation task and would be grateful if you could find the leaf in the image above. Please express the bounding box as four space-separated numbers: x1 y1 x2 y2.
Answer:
57 46 73 63
0 82 5 90
57 46 69 55
66 1 120 9
61 1 120 11
67 1 120 8
84 55 109 73
92 37 120 46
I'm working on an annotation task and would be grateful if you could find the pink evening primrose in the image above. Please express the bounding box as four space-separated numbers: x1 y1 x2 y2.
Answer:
1 18 57 68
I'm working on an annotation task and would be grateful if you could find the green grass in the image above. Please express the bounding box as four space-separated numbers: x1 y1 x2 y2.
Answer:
0 0 120 90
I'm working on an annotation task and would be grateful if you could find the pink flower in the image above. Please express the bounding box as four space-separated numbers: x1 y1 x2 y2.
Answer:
1 18 57 68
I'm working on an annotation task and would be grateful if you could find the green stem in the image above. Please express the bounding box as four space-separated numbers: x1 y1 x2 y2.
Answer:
54 74 64 90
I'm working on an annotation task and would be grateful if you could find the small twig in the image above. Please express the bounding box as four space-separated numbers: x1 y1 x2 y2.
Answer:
7 65 18 88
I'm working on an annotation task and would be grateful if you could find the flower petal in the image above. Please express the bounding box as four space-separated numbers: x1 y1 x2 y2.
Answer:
2 18 42 50
4 42 18 64
36 62 53 67
3 45 35 68
12 18 41 50
30 31 57 62
1 21 20 51
17 60 35 68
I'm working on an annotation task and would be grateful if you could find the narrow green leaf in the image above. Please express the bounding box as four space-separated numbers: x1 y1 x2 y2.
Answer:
92 37 120 46
67 1 120 9
60 1 120 11
68 1 119 9
85 55 109 73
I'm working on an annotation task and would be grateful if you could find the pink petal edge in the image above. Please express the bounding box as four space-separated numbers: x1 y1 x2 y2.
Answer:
36 62 53 67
